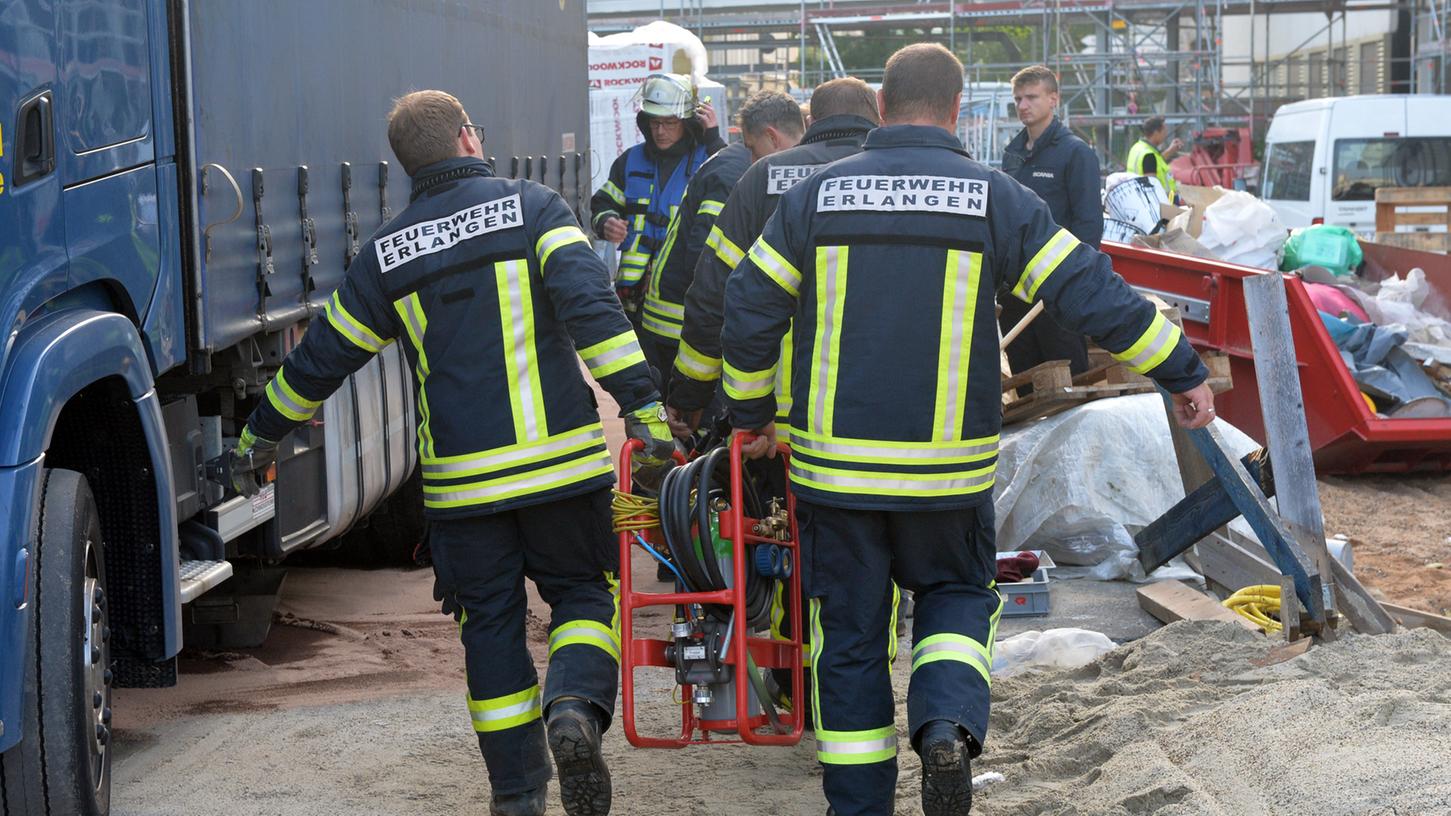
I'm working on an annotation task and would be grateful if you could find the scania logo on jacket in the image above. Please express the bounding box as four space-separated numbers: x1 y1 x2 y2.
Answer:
375 193 522 273
767 164 822 195
816 175 988 217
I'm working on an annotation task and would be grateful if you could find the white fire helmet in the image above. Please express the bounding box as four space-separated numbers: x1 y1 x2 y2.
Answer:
637 73 697 119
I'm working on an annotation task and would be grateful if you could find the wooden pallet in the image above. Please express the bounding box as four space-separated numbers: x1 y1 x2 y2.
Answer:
1001 352 1231 426
1375 186 1451 254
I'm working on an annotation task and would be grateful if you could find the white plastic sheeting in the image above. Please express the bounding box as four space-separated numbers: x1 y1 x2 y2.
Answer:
1195 190 1288 270
993 394 1259 580
991 628 1118 676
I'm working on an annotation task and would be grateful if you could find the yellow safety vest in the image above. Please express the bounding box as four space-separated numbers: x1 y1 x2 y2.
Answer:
1126 138 1177 201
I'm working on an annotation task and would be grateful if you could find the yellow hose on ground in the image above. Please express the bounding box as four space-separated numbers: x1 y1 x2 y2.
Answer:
611 489 661 535
1223 584 1282 633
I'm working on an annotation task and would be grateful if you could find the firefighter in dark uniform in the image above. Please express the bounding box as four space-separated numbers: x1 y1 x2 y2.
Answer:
667 77 882 438
229 91 675 816
719 47 1217 816
999 63 1104 378
639 90 805 394
590 73 725 323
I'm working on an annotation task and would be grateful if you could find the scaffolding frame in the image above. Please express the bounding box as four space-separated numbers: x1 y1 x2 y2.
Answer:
592 0 1448 167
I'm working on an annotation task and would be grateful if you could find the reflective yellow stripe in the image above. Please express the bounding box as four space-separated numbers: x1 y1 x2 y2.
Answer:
265 368 320 422
421 424 606 479
723 361 776 400
605 571 621 637
808 245 847 435
238 426 269 452
494 259 547 441
888 582 902 665
577 331 646 379
468 685 542 733
809 598 824 735
911 633 993 685
641 310 683 340
707 225 745 268
536 225 590 270
394 293 436 458
933 249 984 440
674 339 722 382
790 430 998 466
600 180 625 207
1013 228 1079 303
790 458 996 498
748 237 802 297
644 295 685 320
548 619 621 661
776 327 794 428
1113 311 1182 374
698 199 724 217
423 448 613 509
817 725 898 765
325 291 387 353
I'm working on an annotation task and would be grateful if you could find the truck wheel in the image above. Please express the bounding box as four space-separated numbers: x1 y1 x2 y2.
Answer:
0 470 112 816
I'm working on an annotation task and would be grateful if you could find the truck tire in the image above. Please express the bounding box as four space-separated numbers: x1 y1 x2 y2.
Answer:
0 470 112 816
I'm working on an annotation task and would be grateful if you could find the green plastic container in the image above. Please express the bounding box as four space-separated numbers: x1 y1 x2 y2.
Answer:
1281 224 1363 277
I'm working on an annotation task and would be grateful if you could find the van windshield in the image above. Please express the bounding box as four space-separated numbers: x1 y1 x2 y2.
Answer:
1332 138 1451 201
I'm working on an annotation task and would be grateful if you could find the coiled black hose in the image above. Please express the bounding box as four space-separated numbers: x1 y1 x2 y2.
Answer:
657 446 772 625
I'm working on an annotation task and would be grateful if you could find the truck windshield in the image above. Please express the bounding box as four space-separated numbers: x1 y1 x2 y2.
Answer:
1332 137 1451 201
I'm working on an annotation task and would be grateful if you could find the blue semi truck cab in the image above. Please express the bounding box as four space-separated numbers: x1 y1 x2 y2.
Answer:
0 2 591 813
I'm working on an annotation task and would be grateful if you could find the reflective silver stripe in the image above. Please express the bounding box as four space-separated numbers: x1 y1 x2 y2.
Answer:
267 378 316 420
398 297 425 342
818 734 898 757
501 259 542 439
1018 228 1078 300
791 434 997 463
723 366 774 398
581 338 643 373
812 246 844 433
675 346 721 381
470 696 541 726
645 297 685 319
548 625 620 655
913 640 992 676
422 427 605 477
1122 316 1176 371
426 452 610 505
938 250 976 440
791 462 995 494
750 240 802 296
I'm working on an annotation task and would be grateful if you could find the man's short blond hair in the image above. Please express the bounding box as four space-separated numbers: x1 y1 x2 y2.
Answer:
881 44 965 123
1011 64 1059 95
809 77 881 124
387 90 467 176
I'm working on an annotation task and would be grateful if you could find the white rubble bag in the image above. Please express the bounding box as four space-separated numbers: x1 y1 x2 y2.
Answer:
991 628 1117 676
1195 190 1288 270
993 394 1259 580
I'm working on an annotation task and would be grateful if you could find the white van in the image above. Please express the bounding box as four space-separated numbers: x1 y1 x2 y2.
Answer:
1261 95 1451 233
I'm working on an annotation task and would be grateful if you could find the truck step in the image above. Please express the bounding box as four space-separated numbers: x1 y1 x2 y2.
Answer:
179 559 234 604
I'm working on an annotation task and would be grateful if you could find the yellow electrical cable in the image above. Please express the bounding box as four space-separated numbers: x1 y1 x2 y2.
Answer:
1223 584 1283 633
611 489 661 535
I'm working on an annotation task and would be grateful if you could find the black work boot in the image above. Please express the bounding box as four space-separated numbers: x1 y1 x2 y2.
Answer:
547 698 612 816
490 786 547 816
919 720 973 815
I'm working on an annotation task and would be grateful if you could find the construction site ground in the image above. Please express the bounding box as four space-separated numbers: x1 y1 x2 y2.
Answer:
110 392 1451 815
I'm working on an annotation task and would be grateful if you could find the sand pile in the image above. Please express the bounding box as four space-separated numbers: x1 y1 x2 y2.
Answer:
970 620 1451 816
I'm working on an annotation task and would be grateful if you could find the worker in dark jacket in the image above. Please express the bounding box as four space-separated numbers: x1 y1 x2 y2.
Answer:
229 91 675 816
667 77 881 438
720 46 1216 816
999 64 1103 377
590 73 726 316
640 90 804 391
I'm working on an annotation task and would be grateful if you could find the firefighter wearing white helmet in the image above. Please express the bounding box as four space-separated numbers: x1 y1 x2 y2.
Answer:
590 73 725 362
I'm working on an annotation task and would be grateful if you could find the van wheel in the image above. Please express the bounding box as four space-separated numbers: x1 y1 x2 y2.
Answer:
0 469 112 816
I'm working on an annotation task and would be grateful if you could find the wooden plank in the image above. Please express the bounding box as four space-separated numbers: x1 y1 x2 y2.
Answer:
1167 399 1327 623
1001 360 1069 394
1374 232 1451 253
1327 554 1400 635
1374 185 1451 205
1135 451 1271 574
1381 602 1451 636
1385 210 1451 227
1137 580 1261 631
1242 271 1338 617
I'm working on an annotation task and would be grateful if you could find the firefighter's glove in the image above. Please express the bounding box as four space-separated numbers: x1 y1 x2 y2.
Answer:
228 427 277 498
624 402 677 490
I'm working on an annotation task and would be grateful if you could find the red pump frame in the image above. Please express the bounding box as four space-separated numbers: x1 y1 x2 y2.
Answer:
615 435 806 748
